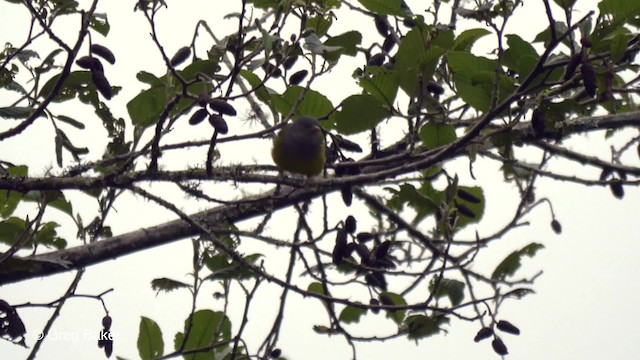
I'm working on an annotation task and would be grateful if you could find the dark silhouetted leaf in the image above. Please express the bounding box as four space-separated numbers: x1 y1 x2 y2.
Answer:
339 304 366 324
138 316 163 360
492 243 544 280
150 278 192 295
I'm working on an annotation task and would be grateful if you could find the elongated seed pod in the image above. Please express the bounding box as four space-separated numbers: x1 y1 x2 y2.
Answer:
91 70 112 100
208 99 237 116
492 337 508 355
564 53 581 81
474 327 493 342
378 293 393 306
170 46 191 67
551 219 562 234
333 134 362 153
188 108 208 125
344 215 357 234
76 56 103 72
457 188 481 203
456 203 476 218
262 62 282 78
341 186 353 206
282 56 298 70
368 53 385 67
370 298 380 314
374 240 391 259
531 107 545 137
208 114 229 134
374 15 389 37
426 81 444 95
332 229 348 265
102 316 112 330
356 232 374 243
382 35 396 53
288 69 308 85
365 272 387 290
496 320 521 335
90 44 116 64
609 179 624 199
581 61 597 98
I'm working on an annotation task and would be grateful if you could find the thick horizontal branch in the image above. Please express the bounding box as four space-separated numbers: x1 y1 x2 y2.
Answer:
0 186 325 284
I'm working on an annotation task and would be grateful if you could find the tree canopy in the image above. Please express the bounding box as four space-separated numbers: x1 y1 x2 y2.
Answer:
1 0 639 359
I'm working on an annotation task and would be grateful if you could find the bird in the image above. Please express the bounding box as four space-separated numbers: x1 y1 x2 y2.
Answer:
271 116 326 176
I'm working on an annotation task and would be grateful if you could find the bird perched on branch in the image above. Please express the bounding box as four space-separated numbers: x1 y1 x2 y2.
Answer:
271 116 326 176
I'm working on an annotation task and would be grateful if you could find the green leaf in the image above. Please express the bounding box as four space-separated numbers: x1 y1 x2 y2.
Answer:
404 315 448 340
204 253 262 281
533 21 574 49
174 310 231 360
7 165 28 177
0 190 22 218
306 15 333 38
492 243 545 280
429 278 465 306
48 198 74 218
323 31 363 62
40 71 98 104
357 0 404 16
127 87 168 127
247 0 279 9
35 221 66 249
303 32 343 55
339 305 366 324
239 69 272 104
386 183 441 225
502 34 539 77
610 32 633 63
89 13 110 36
136 71 163 87
381 292 406 325
0 217 28 248
452 28 491 52
447 51 515 112
356 67 399 106
598 0 640 25
431 28 454 50
0 106 34 119
22 190 73 218
180 59 220 81
395 27 446 97
150 278 192 295
35 49 63 75
552 0 576 9
307 281 327 296
419 122 456 150
335 94 389 135
271 86 334 119
138 317 164 360
325 31 361 57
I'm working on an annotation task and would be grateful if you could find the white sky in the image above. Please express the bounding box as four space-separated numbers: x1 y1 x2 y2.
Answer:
1 1 639 359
